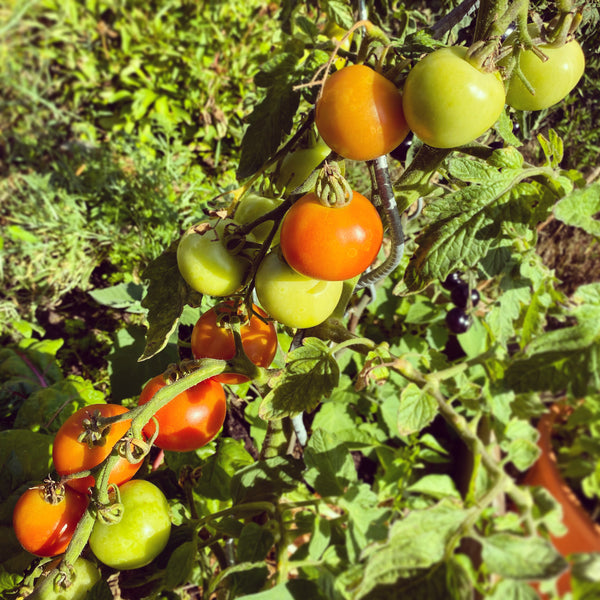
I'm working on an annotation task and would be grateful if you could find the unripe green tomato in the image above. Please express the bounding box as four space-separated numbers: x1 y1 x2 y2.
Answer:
234 194 282 243
39 558 101 600
275 140 331 194
255 251 343 329
504 38 585 111
402 46 506 148
89 480 171 570
177 219 250 297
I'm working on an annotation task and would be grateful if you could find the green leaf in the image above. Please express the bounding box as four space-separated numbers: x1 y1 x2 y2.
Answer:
240 579 326 600
554 181 600 238
303 428 357 497
231 456 304 504
323 0 354 29
397 383 438 436
447 156 502 183
259 338 340 419
488 580 541 600
402 172 519 292
493 110 523 148
479 533 568 579
0 430 54 502
356 502 470 598
164 541 197 589
194 438 255 501
237 65 301 179
407 474 461 501
88 282 145 313
14 375 104 433
237 522 275 562
139 242 203 361
538 129 564 168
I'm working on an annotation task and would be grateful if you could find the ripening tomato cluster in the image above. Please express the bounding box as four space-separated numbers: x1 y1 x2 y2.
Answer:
12 403 173 572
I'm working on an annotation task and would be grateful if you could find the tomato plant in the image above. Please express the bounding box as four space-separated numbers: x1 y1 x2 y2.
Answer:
89 479 171 570
38 558 101 600
255 251 344 329
138 374 227 451
52 404 142 494
12 483 87 557
191 301 277 384
177 219 252 297
402 46 505 148
504 37 585 111
280 190 383 281
234 193 282 243
315 64 409 161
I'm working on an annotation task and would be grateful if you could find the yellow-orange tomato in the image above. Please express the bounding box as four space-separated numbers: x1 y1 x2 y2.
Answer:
191 302 278 385
138 375 227 452
53 404 142 494
280 191 383 281
315 64 409 161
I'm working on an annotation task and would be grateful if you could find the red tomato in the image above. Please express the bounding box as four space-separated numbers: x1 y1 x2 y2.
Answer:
280 191 383 281
138 375 227 452
53 404 142 494
315 64 409 161
191 302 278 385
13 483 88 556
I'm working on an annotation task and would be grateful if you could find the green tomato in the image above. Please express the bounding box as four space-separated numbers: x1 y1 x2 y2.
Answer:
39 558 101 600
234 194 282 244
89 480 171 570
402 46 505 148
505 38 585 111
177 219 250 297
275 139 331 194
255 251 343 329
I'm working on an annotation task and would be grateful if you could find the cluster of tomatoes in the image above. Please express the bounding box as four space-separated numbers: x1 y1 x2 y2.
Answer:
12 19 586 594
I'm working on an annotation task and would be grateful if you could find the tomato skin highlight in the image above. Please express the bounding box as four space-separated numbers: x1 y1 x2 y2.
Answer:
255 251 344 329
139 375 227 451
402 46 505 148
13 485 88 557
280 191 383 281
315 64 409 161
53 404 142 494
505 39 585 111
191 302 277 385
89 479 171 570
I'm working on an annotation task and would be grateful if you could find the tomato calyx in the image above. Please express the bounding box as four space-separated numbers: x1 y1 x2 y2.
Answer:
92 484 124 525
314 161 352 207
76 409 112 448
39 477 67 505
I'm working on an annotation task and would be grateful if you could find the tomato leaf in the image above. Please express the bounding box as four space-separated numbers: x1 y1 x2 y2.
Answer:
238 580 326 600
164 541 197 590
13 375 104 433
479 533 567 579
323 0 354 29
231 456 304 504
303 428 357 497
237 522 275 562
487 580 541 600
259 338 339 420
139 242 203 361
554 181 600 239
354 502 471 598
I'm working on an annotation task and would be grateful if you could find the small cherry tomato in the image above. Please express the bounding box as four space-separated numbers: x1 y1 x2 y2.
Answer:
53 404 142 494
138 374 227 452
280 191 383 281
191 301 277 385
402 46 505 148
233 194 282 244
38 557 101 600
177 219 252 297
13 482 88 556
89 479 171 570
255 251 344 329
315 64 409 161
504 36 585 111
